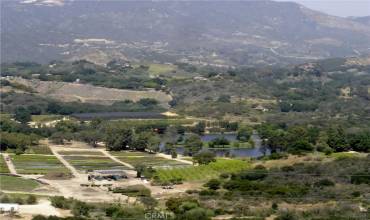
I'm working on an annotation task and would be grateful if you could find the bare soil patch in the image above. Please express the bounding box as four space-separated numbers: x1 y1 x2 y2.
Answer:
42 172 74 180
10 77 172 106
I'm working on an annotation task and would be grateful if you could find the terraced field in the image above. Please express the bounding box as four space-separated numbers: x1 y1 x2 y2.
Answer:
155 159 250 182
0 156 10 173
10 154 70 175
63 156 131 172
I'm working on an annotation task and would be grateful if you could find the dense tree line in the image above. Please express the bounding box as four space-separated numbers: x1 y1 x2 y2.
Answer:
257 123 370 154
2 60 168 90
101 122 161 153
0 116 45 153
1 92 163 119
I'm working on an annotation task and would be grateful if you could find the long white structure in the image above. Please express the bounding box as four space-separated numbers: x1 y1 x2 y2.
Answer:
0 203 19 213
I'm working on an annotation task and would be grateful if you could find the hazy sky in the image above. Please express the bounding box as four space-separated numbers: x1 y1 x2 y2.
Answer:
277 0 370 17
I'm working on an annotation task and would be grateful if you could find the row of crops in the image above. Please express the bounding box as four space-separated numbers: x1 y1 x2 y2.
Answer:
10 154 70 175
155 159 250 182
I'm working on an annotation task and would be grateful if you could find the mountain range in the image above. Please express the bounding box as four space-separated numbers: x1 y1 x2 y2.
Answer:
2 0 370 66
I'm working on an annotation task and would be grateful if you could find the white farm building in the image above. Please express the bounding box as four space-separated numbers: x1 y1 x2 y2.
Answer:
0 203 19 213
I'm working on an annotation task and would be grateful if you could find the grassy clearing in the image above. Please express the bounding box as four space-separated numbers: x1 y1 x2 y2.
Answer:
31 115 62 123
0 156 10 173
0 113 12 120
63 156 130 172
155 159 250 182
116 156 188 168
24 145 53 155
10 155 70 175
148 63 176 75
0 175 40 191
330 152 366 160
58 151 104 156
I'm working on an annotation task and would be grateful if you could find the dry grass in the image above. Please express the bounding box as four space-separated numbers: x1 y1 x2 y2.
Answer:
10 77 172 106
254 154 329 169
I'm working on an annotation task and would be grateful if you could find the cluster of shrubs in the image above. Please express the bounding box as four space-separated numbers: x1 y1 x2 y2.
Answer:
152 176 183 186
50 196 91 217
165 197 214 220
0 194 37 205
197 157 370 203
110 185 151 197
37 196 148 220
208 137 230 148
32 216 87 220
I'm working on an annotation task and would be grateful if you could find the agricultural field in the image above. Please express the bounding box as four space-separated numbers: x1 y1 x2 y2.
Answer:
10 154 70 175
58 150 104 156
0 175 40 191
0 156 10 173
110 151 152 157
110 151 189 168
63 156 131 172
155 159 250 182
115 156 189 168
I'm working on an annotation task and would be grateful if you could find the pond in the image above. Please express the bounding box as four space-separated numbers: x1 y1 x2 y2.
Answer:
163 132 270 158
200 133 238 142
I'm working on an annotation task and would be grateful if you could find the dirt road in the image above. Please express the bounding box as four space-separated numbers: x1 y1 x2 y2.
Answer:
48 144 81 178
99 149 135 169
19 198 62 217
2 153 17 175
